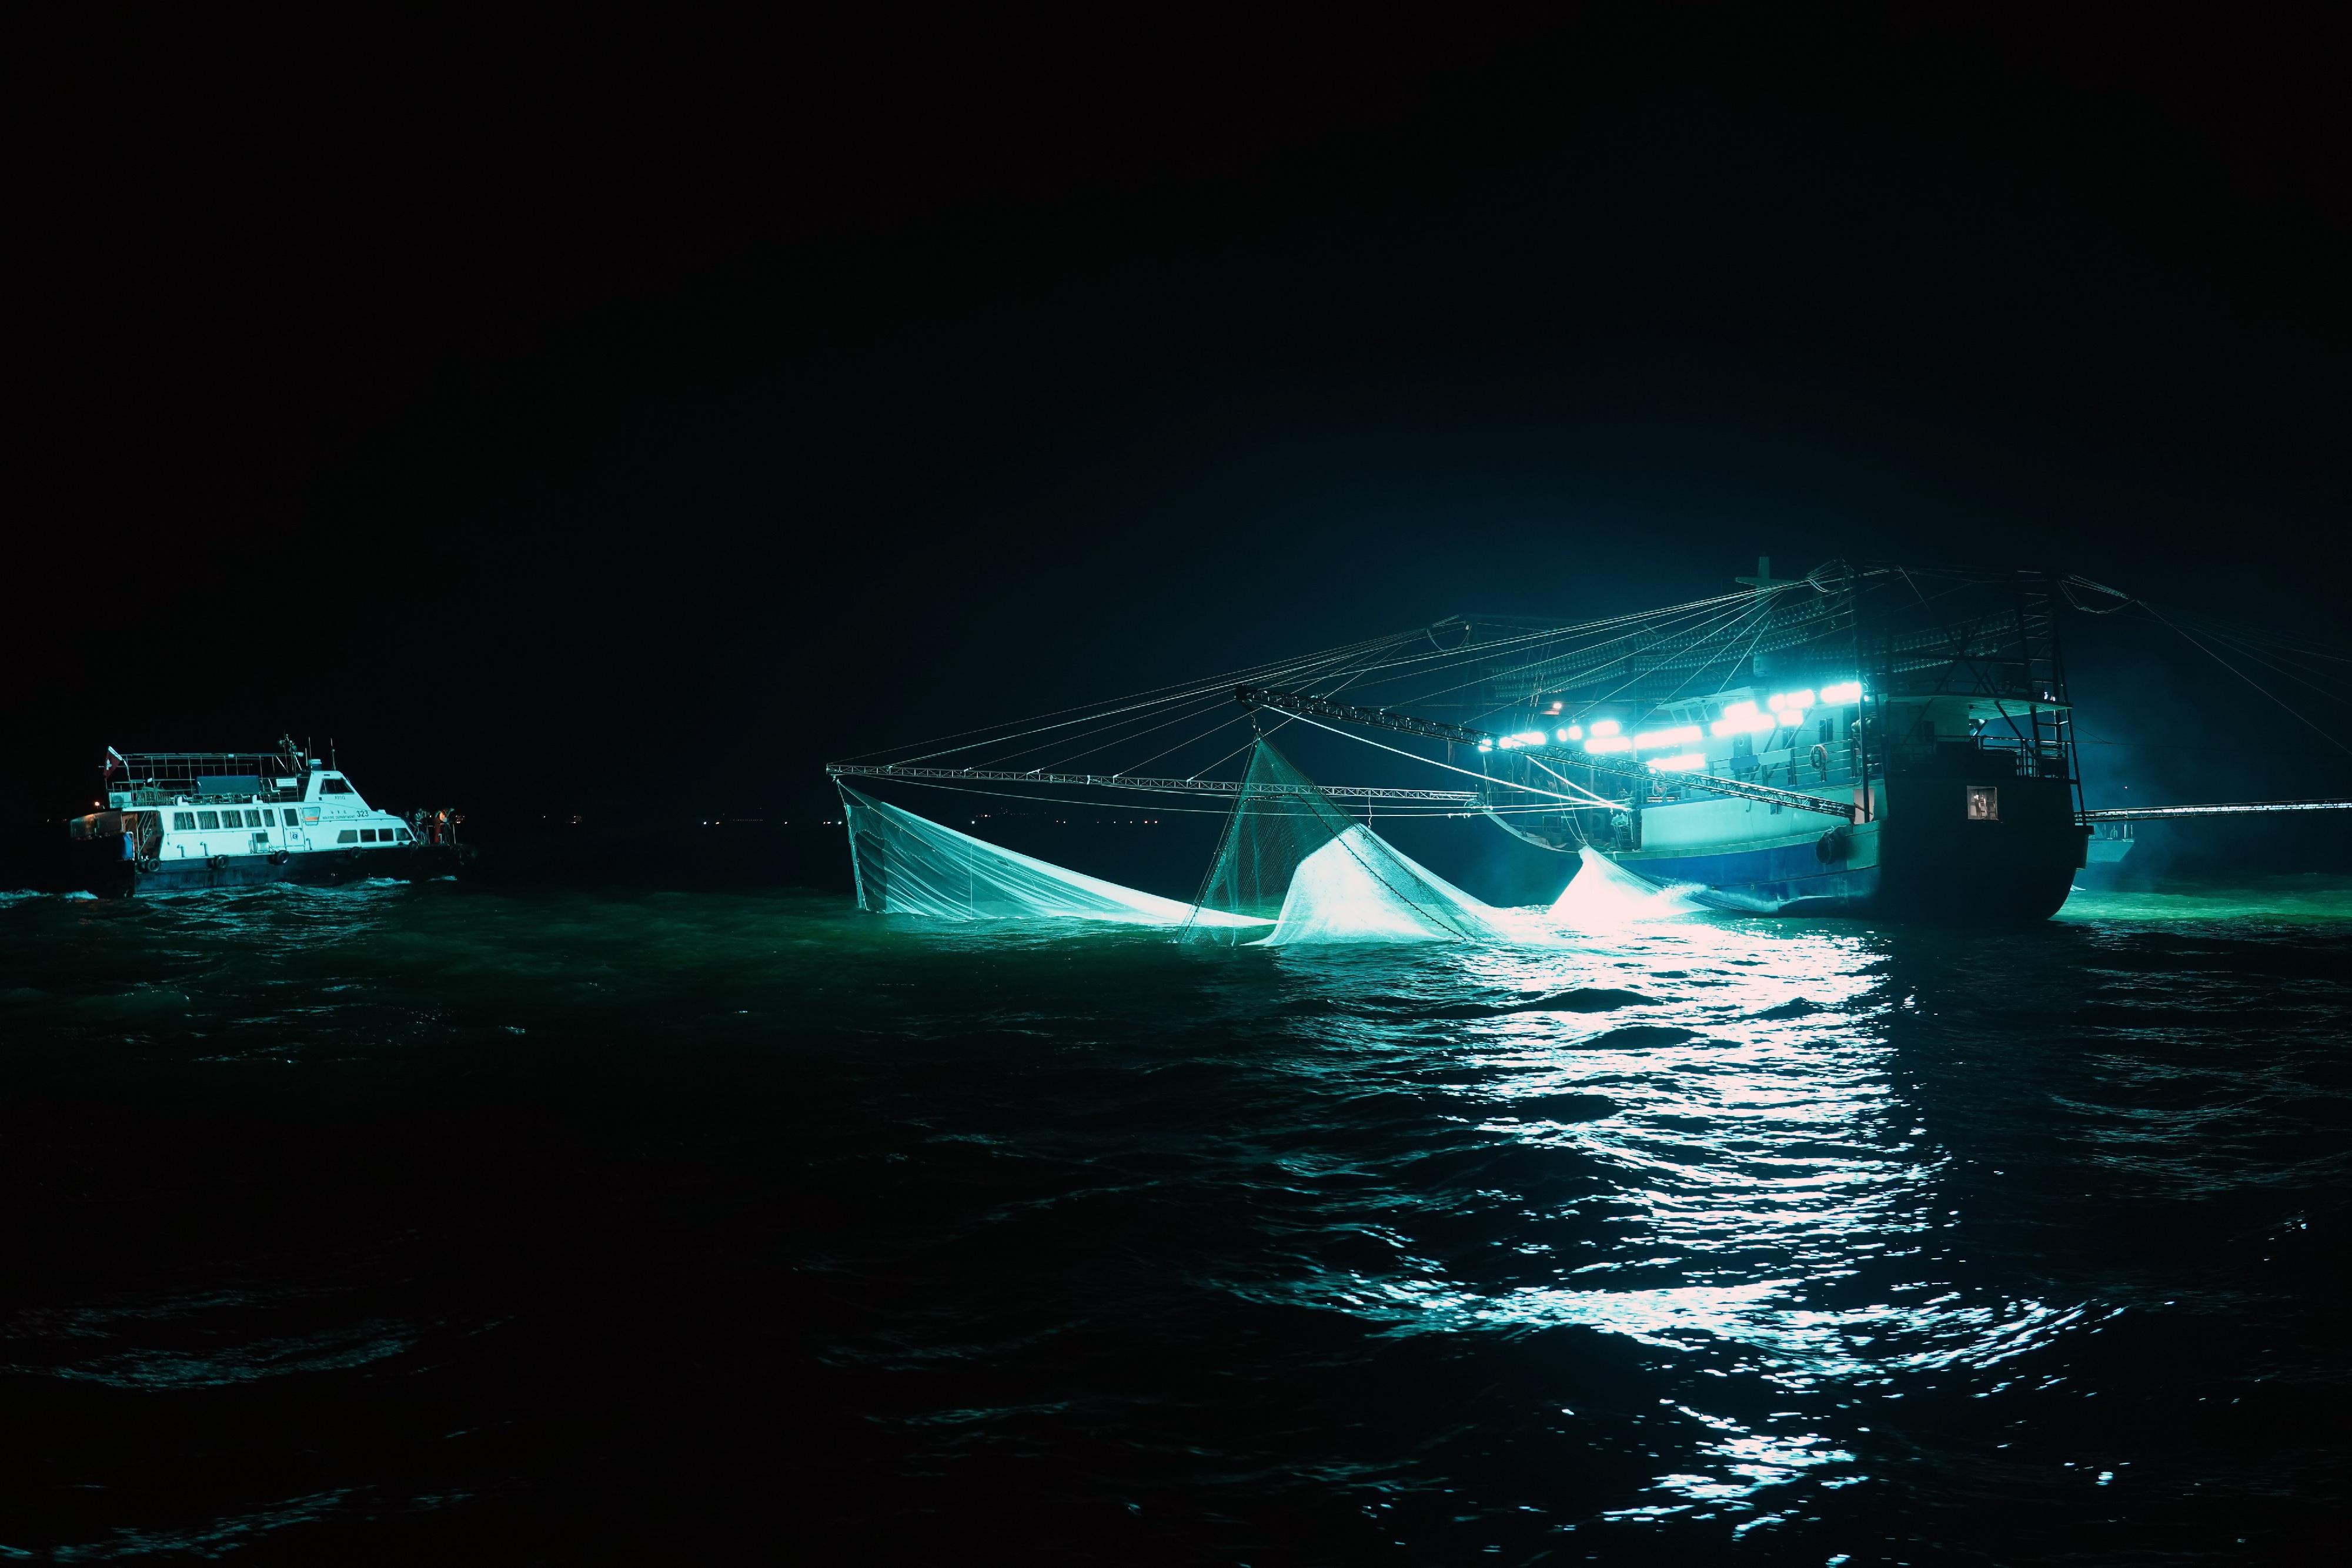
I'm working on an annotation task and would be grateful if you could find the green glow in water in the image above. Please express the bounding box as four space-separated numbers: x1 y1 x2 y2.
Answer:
2059 875 2352 925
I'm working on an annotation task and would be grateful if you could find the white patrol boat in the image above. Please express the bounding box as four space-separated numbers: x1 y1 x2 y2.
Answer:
66 737 471 895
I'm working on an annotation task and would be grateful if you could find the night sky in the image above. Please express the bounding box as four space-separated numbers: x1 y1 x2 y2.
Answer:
14 16 2349 864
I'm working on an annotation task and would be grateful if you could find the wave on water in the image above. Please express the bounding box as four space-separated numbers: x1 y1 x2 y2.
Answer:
1 878 2347 1561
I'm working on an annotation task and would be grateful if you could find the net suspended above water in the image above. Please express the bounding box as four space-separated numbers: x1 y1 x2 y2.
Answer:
840 787 1268 928
843 741 1579 945
1184 739 1556 945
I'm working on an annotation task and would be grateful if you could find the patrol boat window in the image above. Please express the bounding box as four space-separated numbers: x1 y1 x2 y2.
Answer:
197 811 220 830
283 808 300 827
321 778 354 794
337 830 358 843
174 811 196 830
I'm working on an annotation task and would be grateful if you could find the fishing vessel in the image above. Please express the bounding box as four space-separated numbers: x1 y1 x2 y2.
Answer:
828 561 2349 934
65 738 470 895
1267 560 2092 920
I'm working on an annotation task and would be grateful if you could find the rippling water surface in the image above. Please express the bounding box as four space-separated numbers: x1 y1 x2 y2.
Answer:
3 878 2349 1563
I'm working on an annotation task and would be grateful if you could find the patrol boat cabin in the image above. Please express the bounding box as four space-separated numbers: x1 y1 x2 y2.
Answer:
67 738 467 894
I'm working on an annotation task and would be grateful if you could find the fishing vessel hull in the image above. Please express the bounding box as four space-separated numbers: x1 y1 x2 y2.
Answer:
1612 771 2084 922
1619 830 1883 916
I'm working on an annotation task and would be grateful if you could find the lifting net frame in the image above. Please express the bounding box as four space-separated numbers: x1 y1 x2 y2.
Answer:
1181 738 1534 945
839 785 1266 928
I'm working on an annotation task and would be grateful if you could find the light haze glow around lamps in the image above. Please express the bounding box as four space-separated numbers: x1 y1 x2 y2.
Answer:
1711 700 1776 738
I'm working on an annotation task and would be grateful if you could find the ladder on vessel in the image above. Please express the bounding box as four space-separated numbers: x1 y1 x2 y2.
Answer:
2017 570 2085 818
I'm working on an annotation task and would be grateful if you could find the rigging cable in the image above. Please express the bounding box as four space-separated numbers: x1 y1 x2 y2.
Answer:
854 626 1425 765
1524 755 1625 808
2141 601 2352 758
2191 625 2352 706
2062 576 2136 615
948 638 1379 770
1267 710 1612 806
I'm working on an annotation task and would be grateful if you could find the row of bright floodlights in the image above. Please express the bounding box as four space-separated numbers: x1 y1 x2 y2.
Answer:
1479 683 1867 774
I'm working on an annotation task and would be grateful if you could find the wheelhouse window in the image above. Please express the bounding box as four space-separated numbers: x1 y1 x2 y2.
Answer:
321 778 353 795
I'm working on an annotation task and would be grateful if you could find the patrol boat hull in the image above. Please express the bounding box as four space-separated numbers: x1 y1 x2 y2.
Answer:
66 740 472 898
66 840 473 897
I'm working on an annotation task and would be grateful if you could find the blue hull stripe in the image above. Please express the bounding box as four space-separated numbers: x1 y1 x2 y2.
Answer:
1621 839 1877 914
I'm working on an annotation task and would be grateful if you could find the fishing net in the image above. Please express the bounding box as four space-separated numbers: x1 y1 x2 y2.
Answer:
1549 846 1710 926
840 786 1267 928
1185 740 1548 945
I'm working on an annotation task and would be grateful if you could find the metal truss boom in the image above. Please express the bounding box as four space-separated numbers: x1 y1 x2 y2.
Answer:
1235 686 1860 820
2079 799 2352 822
1233 686 1488 745
827 763 1478 805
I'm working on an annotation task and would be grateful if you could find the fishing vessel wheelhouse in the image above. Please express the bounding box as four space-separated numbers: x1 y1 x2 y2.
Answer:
66 738 469 895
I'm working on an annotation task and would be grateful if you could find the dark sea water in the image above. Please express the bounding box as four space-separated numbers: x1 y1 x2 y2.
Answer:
3 877 2349 1564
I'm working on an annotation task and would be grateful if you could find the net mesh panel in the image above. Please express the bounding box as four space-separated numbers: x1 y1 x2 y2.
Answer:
838 786 1265 927
1549 845 1709 925
1185 741 1349 927
1185 740 1538 945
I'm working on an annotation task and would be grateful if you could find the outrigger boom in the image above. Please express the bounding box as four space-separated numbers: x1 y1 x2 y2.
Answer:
827 707 2352 825
2079 799 2352 822
824 763 1478 806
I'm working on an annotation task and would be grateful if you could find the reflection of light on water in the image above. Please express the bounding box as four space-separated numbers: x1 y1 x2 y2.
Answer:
2059 880 2352 925
1261 917 2091 1523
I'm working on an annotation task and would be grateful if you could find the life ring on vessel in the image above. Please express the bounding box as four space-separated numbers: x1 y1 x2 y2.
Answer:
1810 742 1830 780
1815 826 1852 864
